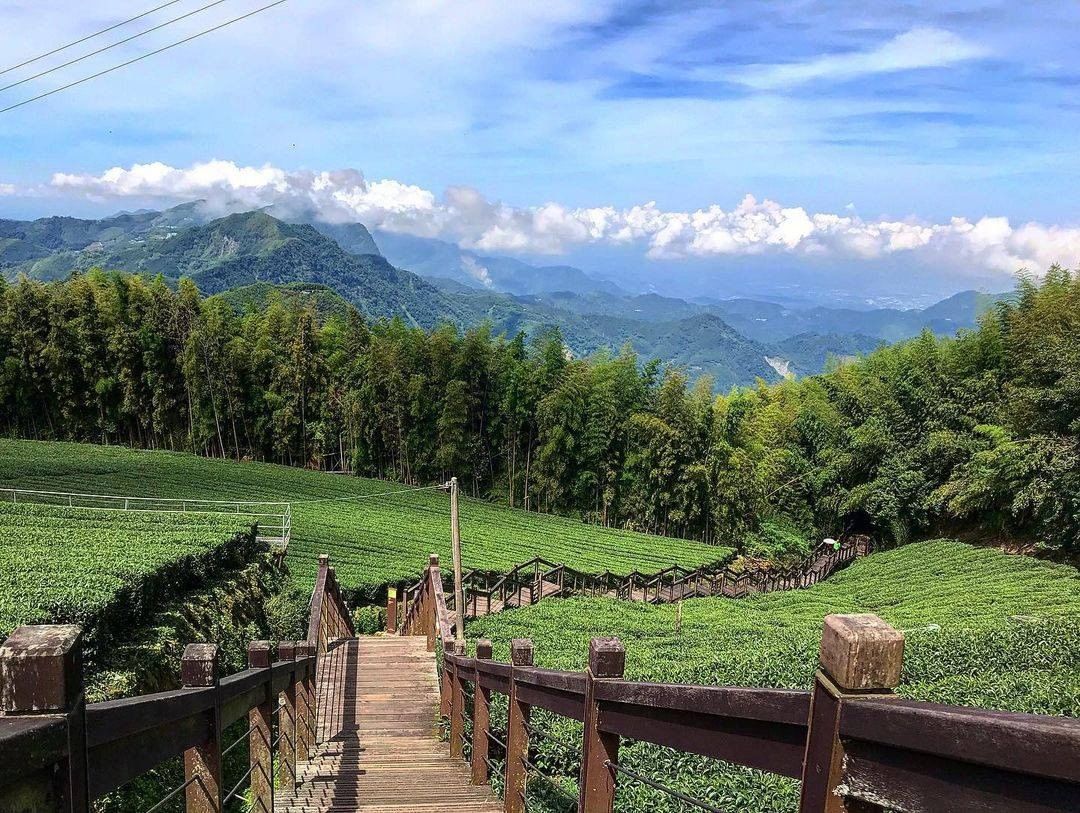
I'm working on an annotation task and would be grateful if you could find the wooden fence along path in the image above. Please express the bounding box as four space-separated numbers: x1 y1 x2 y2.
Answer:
3 549 1079 813
402 554 1080 813
448 536 872 618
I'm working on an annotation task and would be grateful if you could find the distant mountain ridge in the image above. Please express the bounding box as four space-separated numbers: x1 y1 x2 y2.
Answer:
373 229 623 296
0 202 1004 389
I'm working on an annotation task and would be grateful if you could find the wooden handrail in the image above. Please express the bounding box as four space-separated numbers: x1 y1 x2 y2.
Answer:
0 553 350 813
432 537 875 619
402 554 456 652
440 615 1080 813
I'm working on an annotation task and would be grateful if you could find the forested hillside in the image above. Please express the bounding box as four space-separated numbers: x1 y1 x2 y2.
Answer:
2 267 1077 554
1 205 995 386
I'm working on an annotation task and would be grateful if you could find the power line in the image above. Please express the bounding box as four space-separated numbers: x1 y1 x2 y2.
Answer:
0 0 235 95
292 484 448 505
0 0 187 78
0 0 289 115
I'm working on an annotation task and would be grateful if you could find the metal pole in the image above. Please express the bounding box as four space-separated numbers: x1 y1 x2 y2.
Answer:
450 476 465 641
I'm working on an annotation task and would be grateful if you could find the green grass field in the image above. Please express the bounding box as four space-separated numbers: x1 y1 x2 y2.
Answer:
0 502 249 638
0 440 729 598
466 540 1080 812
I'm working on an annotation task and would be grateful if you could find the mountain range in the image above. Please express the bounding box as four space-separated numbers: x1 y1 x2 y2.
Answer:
0 203 1004 390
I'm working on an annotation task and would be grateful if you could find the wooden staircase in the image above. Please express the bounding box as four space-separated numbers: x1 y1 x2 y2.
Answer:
275 635 502 813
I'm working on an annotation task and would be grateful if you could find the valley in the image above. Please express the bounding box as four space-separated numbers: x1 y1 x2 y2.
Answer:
0 203 1001 389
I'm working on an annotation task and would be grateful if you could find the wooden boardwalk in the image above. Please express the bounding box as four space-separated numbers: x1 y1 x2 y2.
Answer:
275 636 502 813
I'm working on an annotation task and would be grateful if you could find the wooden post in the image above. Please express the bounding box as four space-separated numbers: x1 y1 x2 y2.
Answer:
295 641 315 762
316 554 330 650
386 586 398 634
449 640 466 759
0 625 88 813
799 614 904 813
182 643 222 813
504 638 534 813
440 640 454 721
450 476 465 641
470 639 493 785
247 642 274 813
327 567 341 638
579 637 625 813
426 554 439 652
277 641 298 792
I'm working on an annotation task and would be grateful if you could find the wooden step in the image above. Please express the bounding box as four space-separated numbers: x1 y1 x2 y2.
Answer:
275 636 502 813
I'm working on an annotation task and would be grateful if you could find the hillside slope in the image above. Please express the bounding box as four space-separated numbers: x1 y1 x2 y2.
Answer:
5 211 468 328
468 540 1080 812
0 440 729 597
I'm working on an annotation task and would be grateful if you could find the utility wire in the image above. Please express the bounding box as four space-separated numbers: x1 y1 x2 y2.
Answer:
0 0 289 115
0 0 186 78
291 484 448 505
0 0 234 95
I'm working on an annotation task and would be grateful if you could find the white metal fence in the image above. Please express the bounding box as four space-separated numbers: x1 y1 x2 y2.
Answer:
1 487 292 552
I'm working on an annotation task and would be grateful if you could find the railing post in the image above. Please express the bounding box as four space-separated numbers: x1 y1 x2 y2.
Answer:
386 586 398 633
0 625 88 813
440 640 454 721
247 642 274 813
327 567 341 638
579 637 624 813
470 639 493 785
426 554 440 652
277 641 298 792
449 640 466 759
504 638 533 813
182 643 222 813
295 641 315 762
798 614 904 813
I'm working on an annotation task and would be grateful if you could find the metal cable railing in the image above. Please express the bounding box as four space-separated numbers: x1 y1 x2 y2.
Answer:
0 486 292 551
223 763 258 804
522 719 579 755
141 775 201 813
222 722 259 756
523 755 579 810
605 760 724 813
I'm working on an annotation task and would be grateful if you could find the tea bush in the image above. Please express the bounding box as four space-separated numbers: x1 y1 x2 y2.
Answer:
0 439 729 600
467 540 1080 812
0 502 251 640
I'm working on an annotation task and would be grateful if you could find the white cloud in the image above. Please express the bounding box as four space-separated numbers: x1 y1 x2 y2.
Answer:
460 256 493 287
0 183 15 195
33 161 1080 275
733 28 989 89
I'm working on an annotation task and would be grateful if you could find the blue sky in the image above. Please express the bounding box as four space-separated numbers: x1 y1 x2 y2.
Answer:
1 1 1079 296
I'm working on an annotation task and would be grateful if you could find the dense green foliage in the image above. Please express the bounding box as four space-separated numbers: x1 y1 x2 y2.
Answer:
0 502 250 639
467 540 1080 812
0 440 727 598
0 267 1076 552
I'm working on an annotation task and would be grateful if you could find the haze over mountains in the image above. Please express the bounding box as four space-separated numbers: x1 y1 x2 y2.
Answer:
0 203 1003 390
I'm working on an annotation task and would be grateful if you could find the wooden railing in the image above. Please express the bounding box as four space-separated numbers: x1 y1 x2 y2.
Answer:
401 556 1080 813
0 553 353 813
443 537 872 618
401 553 456 652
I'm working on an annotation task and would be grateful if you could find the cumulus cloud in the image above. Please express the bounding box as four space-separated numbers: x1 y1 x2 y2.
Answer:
0 183 15 195
33 160 1080 275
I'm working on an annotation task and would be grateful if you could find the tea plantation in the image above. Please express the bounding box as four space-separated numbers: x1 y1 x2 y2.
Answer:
0 502 250 638
466 540 1080 813
0 440 728 599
